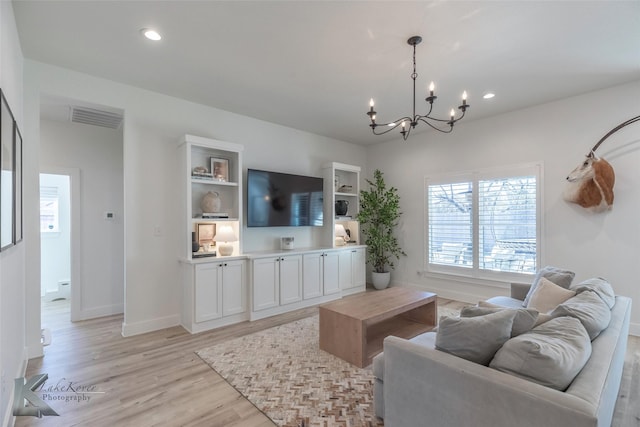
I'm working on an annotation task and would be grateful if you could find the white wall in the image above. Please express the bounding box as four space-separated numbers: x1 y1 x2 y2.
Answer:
40 173 71 296
23 60 367 339
0 1 25 425
39 118 125 320
367 80 640 333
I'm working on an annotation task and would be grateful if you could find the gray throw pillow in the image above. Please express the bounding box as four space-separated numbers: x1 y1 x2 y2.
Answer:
460 306 538 337
490 317 592 391
570 277 616 308
550 290 611 340
436 310 517 365
523 266 576 307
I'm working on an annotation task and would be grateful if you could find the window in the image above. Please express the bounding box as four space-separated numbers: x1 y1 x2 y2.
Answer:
40 186 60 233
426 163 541 279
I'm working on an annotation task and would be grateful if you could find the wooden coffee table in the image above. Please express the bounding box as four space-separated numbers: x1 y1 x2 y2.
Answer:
319 286 437 368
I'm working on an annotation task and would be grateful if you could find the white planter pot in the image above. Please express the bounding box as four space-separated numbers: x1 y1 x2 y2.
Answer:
371 271 391 290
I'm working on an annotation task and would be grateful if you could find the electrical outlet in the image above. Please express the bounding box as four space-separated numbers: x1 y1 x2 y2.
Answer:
153 226 162 237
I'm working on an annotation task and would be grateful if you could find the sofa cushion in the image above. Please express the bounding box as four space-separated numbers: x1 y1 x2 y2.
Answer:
523 266 575 307
461 306 538 337
570 277 616 308
374 331 437 381
490 316 592 391
550 290 611 340
526 277 576 313
436 310 517 365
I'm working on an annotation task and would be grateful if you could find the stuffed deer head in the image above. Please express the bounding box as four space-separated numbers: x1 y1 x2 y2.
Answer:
563 153 615 212
563 115 638 212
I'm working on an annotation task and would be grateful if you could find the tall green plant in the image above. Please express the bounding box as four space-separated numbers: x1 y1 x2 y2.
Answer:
357 169 406 273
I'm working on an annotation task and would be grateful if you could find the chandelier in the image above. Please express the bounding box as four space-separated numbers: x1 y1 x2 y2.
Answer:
366 36 469 141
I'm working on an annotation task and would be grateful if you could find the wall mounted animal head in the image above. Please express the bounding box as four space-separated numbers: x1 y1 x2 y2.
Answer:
563 153 615 212
563 115 639 213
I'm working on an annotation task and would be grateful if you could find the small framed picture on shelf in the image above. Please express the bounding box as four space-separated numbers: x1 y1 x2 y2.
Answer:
197 223 216 250
210 157 229 182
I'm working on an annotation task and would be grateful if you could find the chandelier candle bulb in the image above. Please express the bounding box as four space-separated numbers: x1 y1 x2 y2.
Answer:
429 81 435 96
462 91 468 105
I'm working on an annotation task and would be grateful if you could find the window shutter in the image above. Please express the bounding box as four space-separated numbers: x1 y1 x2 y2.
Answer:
427 182 473 268
478 176 537 274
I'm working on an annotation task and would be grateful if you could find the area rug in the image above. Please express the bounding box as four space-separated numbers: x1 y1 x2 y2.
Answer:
196 307 460 427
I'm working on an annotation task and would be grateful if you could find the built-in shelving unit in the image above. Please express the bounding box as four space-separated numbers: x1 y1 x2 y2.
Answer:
323 162 361 248
179 134 244 260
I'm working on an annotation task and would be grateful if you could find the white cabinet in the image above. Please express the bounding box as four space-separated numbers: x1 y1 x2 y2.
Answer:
303 251 340 300
252 257 280 311
183 259 247 333
280 255 303 305
252 255 303 311
221 260 247 316
194 263 222 322
323 162 361 248
339 247 366 295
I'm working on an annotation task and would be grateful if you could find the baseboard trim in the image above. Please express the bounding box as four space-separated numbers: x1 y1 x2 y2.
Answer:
121 314 180 337
75 303 124 321
628 322 640 337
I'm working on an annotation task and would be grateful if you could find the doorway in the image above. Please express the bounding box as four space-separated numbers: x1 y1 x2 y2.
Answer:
39 170 81 330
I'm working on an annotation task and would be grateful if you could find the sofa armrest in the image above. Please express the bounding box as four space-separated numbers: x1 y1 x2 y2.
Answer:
510 282 531 300
382 336 597 427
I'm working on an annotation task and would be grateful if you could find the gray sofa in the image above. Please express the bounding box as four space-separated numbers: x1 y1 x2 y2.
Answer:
373 283 631 427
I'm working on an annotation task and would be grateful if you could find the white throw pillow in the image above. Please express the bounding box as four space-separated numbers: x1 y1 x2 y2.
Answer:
523 266 575 307
526 277 576 313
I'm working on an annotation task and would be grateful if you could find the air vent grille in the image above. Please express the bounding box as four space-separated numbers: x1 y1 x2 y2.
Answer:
70 106 123 129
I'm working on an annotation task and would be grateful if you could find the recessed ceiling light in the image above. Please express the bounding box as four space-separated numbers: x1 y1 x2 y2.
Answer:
141 28 162 41
483 92 495 99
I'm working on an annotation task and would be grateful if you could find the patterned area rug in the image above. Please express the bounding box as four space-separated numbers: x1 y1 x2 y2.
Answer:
197 307 460 427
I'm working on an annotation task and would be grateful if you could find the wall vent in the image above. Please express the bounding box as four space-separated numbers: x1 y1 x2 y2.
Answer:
70 106 123 129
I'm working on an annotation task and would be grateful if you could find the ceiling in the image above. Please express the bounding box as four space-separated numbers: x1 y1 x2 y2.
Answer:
12 1 640 145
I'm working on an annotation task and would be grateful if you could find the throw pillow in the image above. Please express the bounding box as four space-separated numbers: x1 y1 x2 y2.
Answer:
460 306 538 337
490 317 592 391
570 277 616 308
522 266 576 307
550 290 611 340
436 310 517 365
526 277 576 313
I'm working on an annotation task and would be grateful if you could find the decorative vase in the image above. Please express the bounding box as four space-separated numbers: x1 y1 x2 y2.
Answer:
201 191 221 213
371 271 391 290
335 200 349 216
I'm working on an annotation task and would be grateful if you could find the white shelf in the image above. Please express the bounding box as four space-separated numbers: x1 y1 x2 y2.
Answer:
323 162 361 248
191 178 239 186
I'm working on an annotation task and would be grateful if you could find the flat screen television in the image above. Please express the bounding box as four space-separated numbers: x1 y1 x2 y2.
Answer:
247 169 324 227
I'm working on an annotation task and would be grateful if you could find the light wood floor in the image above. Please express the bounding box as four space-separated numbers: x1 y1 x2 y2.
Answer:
15 296 640 427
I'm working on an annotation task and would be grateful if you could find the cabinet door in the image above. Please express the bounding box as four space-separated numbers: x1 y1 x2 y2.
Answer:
252 258 279 311
352 248 366 288
338 250 354 290
303 253 323 300
280 255 303 305
323 251 341 295
194 263 223 322
222 260 246 316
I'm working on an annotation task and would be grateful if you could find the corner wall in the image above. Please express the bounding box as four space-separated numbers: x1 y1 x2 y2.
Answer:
366 80 640 334
0 1 25 425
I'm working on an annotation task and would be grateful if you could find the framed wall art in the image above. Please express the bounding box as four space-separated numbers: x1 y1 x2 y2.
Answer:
210 157 229 182
0 89 15 251
14 124 22 243
196 223 216 251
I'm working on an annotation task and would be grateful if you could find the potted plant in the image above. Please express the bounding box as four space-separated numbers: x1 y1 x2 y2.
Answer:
357 169 406 289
